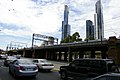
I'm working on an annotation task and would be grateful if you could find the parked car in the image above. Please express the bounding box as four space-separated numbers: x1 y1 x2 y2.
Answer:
59 58 118 80
4 56 17 67
9 59 38 78
32 59 54 71
13 55 21 59
0 54 7 59
90 73 120 80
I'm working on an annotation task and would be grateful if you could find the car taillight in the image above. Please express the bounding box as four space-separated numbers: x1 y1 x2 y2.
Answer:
16 66 25 70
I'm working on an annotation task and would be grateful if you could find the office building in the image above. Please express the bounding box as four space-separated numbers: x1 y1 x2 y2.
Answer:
62 5 71 40
94 0 104 39
86 20 94 39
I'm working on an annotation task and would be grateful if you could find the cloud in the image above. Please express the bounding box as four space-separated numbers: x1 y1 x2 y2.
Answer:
103 0 120 38
0 0 120 49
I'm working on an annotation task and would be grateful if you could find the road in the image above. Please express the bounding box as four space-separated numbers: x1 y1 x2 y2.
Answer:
0 59 65 80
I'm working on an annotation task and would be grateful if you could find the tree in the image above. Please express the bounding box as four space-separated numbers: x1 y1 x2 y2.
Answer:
72 32 82 42
61 32 82 43
61 35 71 43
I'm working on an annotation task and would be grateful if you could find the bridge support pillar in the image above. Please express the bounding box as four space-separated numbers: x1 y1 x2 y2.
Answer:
48 52 52 60
49 51 52 60
46 51 50 60
58 52 62 61
68 52 73 62
78 51 84 58
32 51 35 58
64 52 67 61
53 52 57 60
22 49 26 57
48 51 52 60
45 51 48 59
74 52 78 60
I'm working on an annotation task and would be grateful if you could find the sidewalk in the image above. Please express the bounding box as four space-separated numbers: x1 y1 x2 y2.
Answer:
48 60 70 71
48 60 70 65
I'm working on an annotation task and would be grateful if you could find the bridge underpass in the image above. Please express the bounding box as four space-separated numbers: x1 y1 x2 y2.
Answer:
19 40 108 62
7 36 120 64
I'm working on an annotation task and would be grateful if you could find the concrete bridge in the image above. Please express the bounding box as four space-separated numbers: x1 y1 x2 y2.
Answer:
7 36 120 64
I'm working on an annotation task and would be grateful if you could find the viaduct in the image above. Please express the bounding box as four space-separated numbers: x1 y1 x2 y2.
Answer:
7 36 120 64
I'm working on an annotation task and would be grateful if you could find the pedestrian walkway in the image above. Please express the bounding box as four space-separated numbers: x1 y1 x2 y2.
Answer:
48 60 70 71
48 60 70 65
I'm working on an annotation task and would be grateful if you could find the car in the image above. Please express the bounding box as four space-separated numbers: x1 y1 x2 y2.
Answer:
4 56 17 67
59 58 118 80
9 59 38 78
90 73 120 80
13 55 21 59
0 54 7 59
32 59 54 71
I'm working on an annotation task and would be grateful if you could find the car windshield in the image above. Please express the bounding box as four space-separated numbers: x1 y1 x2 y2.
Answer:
7 56 17 59
40 59 47 63
18 59 33 64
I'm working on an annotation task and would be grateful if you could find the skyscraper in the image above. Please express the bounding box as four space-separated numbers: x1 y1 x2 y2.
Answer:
86 20 94 39
62 5 71 40
94 0 104 39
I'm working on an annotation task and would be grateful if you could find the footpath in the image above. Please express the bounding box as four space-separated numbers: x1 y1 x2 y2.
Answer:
47 60 70 71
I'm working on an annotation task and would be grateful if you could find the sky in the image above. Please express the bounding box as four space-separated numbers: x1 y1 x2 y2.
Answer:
0 0 120 50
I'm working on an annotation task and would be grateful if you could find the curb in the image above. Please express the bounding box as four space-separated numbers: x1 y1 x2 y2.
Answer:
52 68 60 71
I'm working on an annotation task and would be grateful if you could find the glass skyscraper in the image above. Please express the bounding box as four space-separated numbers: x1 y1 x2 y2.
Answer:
62 5 71 40
94 0 104 39
86 20 94 39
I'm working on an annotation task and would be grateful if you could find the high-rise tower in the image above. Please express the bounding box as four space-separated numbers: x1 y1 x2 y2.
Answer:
62 5 71 40
86 20 94 39
94 0 104 39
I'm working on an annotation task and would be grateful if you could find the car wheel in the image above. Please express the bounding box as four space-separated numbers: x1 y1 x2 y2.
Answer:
61 71 67 80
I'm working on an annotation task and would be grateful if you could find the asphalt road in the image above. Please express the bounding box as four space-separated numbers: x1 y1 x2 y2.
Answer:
0 59 91 80
0 59 62 80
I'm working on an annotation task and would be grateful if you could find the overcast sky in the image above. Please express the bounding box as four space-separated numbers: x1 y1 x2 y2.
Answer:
0 0 120 50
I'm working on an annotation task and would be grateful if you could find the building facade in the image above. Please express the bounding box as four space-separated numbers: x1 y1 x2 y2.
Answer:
94 0 104 39
86 20 94 39
62 5 71 40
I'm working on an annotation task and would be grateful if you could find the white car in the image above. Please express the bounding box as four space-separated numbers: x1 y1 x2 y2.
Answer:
32 59 54 71
4 56 17 67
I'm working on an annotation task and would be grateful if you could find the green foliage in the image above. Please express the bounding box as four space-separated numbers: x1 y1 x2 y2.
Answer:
84 37 95 41
61 32 82 43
